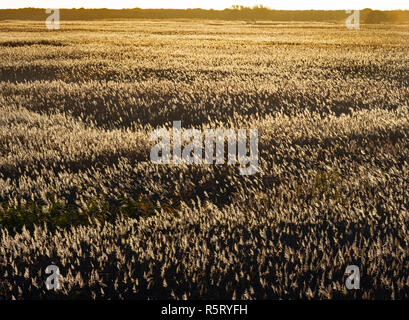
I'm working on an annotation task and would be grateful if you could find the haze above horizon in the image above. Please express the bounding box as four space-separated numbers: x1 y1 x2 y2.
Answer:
1 0 408 10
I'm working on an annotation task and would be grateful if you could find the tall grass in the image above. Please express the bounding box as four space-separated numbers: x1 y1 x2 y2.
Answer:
0 20 408 299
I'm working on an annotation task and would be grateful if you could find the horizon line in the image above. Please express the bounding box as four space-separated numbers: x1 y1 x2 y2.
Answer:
1 7 409 11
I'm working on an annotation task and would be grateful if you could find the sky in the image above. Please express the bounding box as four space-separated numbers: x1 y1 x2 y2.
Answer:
1 0 408 10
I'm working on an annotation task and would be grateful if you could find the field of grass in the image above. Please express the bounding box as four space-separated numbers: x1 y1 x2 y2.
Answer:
0 20 409 299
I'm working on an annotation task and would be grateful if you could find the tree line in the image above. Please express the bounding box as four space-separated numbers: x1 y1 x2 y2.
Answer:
0 7 408 23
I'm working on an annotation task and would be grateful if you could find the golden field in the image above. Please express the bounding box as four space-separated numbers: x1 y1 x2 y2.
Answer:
0 20 408 299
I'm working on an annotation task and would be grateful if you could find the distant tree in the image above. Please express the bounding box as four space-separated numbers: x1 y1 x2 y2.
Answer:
389 10 409 24
364 10 389 24
0 7 408 23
